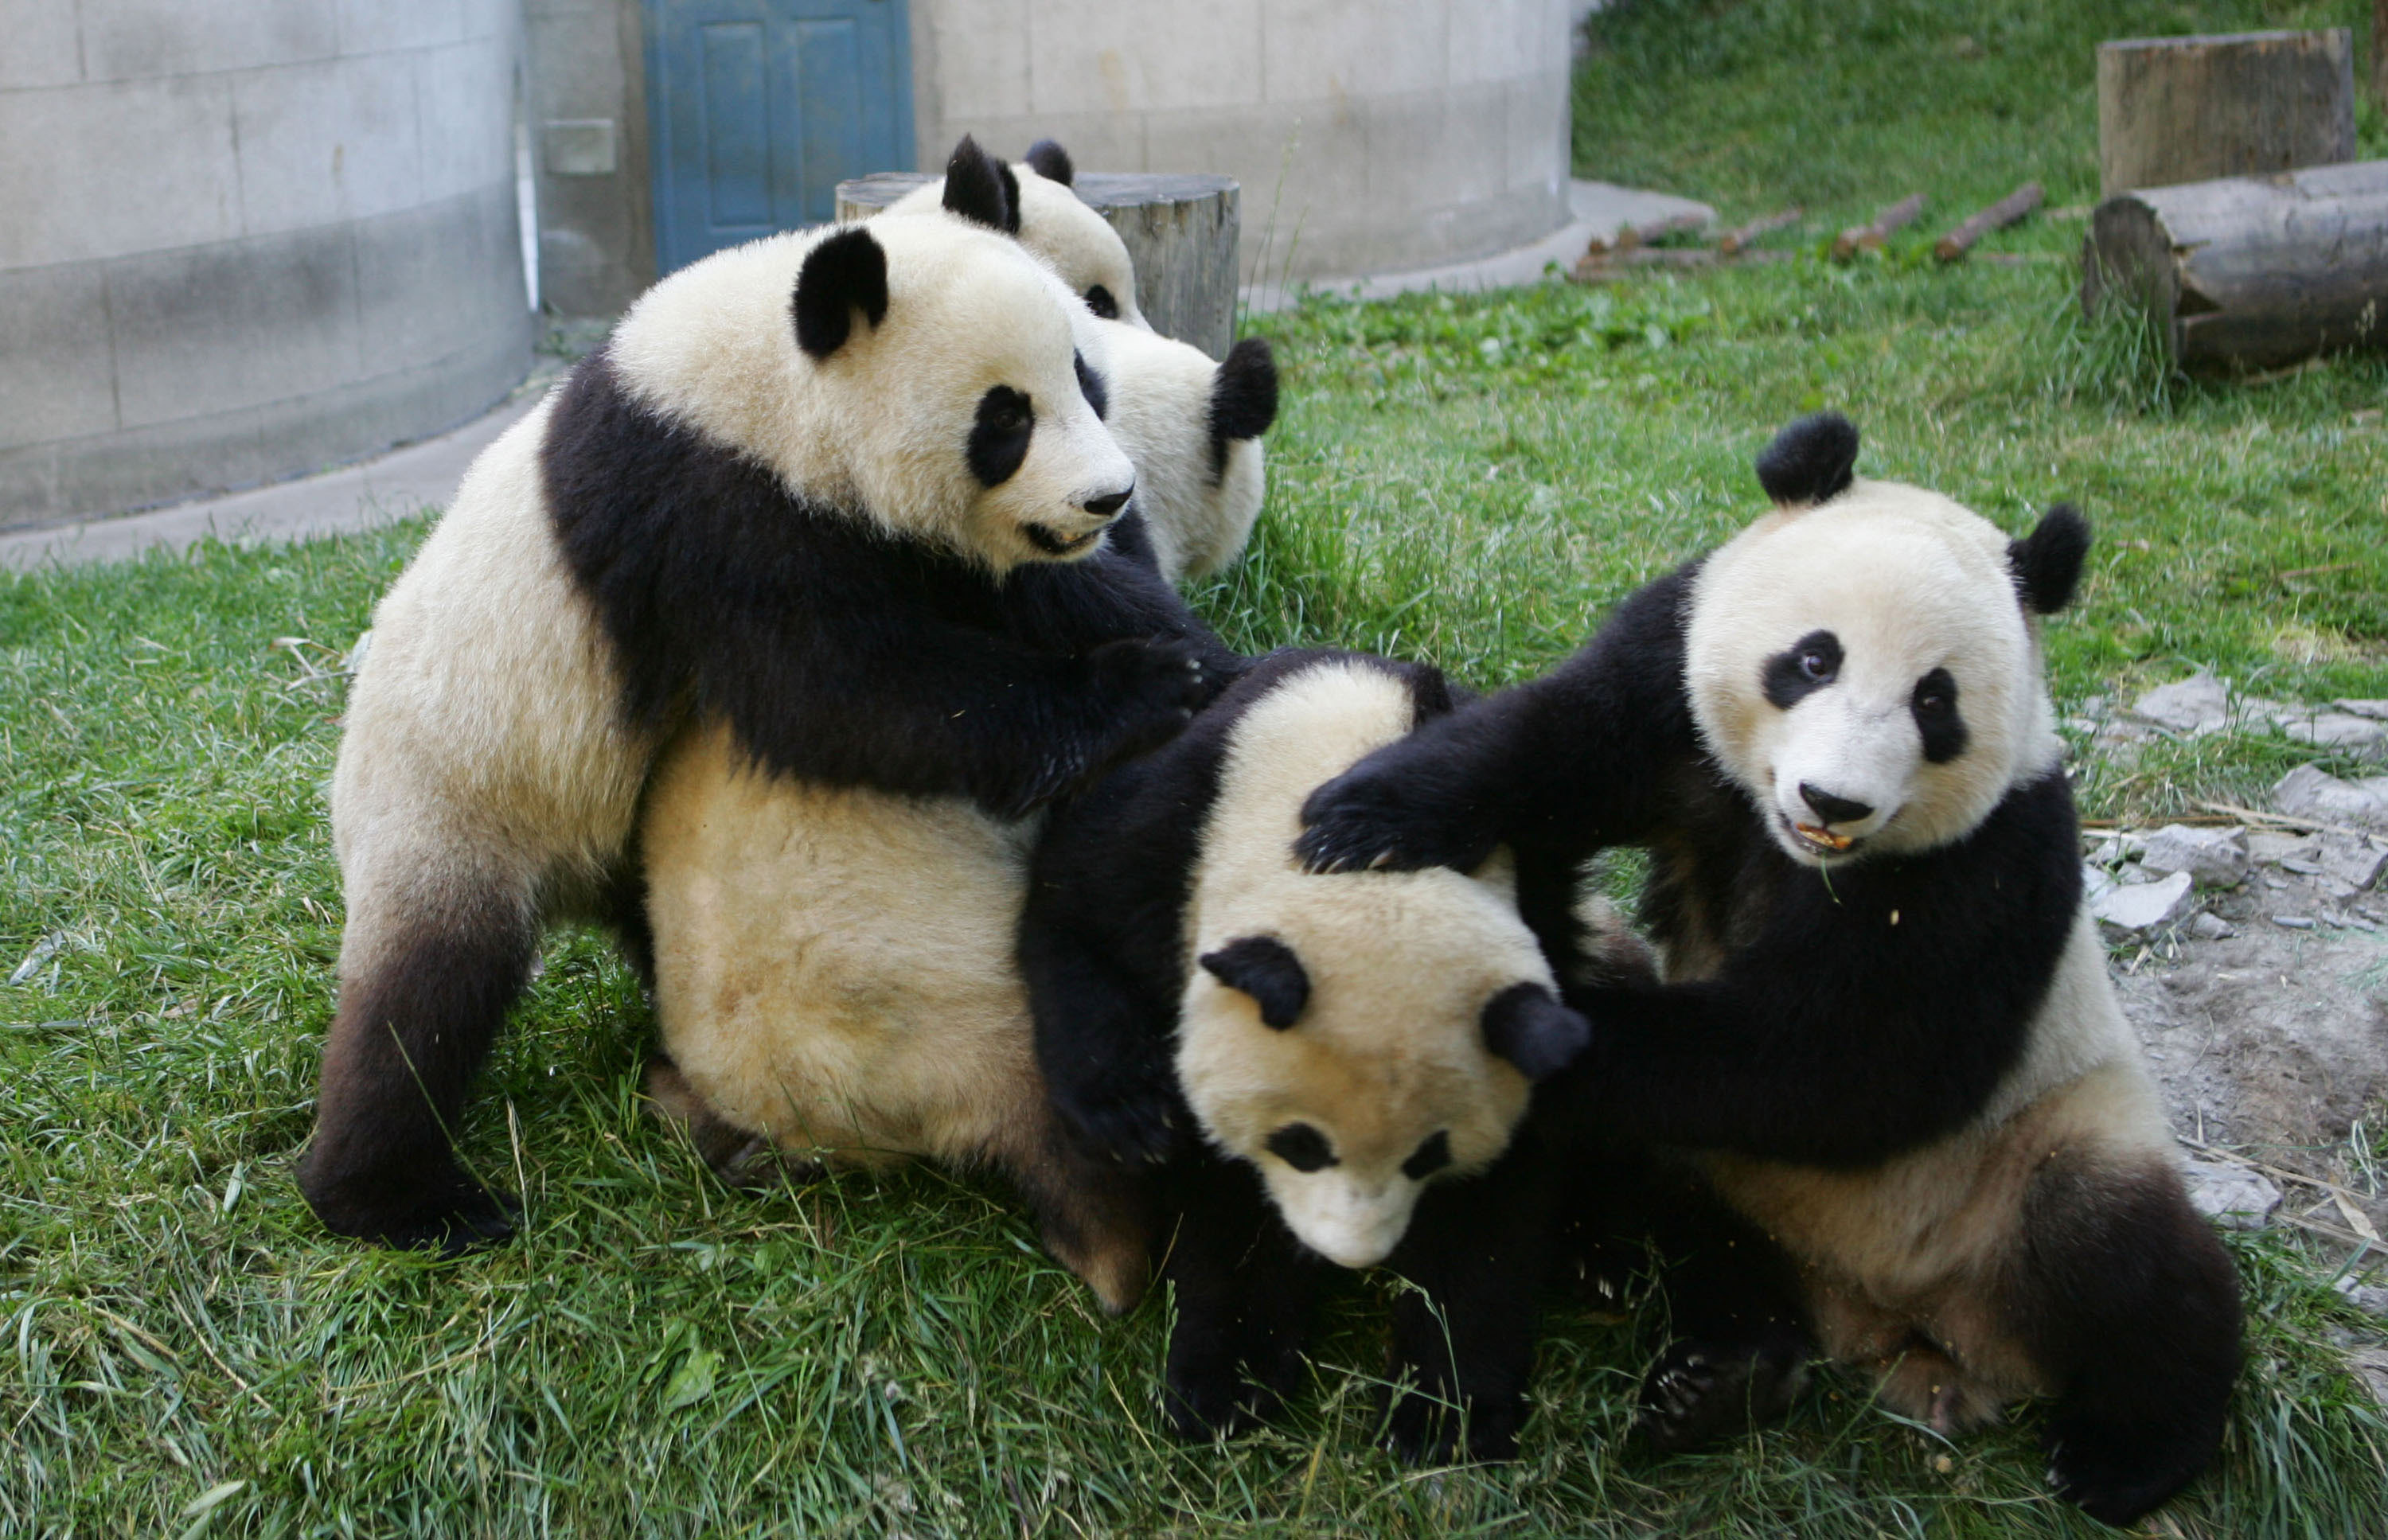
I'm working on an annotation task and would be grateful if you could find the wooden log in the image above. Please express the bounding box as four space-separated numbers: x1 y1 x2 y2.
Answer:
2082 159 2388 371
1935 182 2043 262
2097 30 2355 196
837 171 1242 361
1584 211 1708 258
1831 193 1926 260
1719 206 1802 255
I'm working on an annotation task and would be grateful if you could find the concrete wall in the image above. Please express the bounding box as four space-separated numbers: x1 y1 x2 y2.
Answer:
524 0 654 318
908 0 1573 283
0 0 532 528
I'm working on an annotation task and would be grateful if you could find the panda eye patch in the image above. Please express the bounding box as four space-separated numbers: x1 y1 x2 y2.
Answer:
966 385 1034 488
1912 667 1969 763
1265 1123 1337 1172
1401 1131 1453 1180
1073 349 1108 420
1762 629 1844 709
1084 284 1120 321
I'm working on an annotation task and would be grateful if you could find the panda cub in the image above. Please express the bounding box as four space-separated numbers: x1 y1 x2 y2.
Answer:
306 140 1216 1256
1297 414 2242 1526
886 138 1146 329
1095 319 1278 581
1022 649 1591 1459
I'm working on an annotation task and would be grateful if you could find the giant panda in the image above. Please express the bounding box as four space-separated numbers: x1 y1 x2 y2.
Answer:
1021 649 1592 1460
305 138 1223 1257
1295 414 2243 1526
1094 319 1278 581
885 138 1148 329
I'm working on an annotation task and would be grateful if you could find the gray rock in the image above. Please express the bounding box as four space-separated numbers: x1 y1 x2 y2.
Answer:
2140 824 2249 887
2273 763 2388 828
2335 699 2388 722
2188 911 2239 941
2319 837 2388 891
2273 915 2317 930
2084 830 2148 866
2335 1274 2388 1317
2180 1157 2281 1229
2281 709 2388 753
2134 672 2232 735
2248 830 2324 865
2089 867 2195 931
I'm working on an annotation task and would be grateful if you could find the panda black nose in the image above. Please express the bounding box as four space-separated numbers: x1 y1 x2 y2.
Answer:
1081 486 1132 521
1800 784 1875 825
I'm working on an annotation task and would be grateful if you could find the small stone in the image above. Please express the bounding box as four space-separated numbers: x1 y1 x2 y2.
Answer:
2318 837 2388 891
2279 858 2324 875
2334 699 2388 722
2133 672 2232 735
2090 869 2194 931
2139 825 2249 887
2188 911 2238 941
2274 763 2388 827
2248 831 2323 865
2282 710 2388 752
2083 830 2146 866
2180 1157 2281 1230
2334 1275 2388 1317
2272 915 2316 930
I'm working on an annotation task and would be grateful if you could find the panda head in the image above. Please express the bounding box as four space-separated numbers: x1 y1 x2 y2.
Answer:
1096 322 1278 579
1685 412 2090 867
887 137 1149 330
1178 849 1589 1270
613 138 1136 571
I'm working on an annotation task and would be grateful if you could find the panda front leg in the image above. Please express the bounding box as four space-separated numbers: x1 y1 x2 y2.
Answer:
2009 1152 2242 1527
297 843 542 1254
1160 1159 1324 1439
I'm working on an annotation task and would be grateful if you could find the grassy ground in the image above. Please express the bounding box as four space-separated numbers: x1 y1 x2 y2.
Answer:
8 1 2388 1533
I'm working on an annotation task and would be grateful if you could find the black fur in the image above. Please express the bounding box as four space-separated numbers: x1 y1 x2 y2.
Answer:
1754 411 1859 505
1400 1130 1452 1179
1200 934 1310 1028
791 227 888 359
1760 628 1840 710
940 135 1018 232
1024 649 1560 1461
1479 981 1590 1082
966 384 1033 488
1208 337 1279 476
1073 349 1108 419
1264 1123 1335 1171
1023 138 1075 186
2010 502 2090 614
544 348 1235 821
1083 284 1120 320
1911 666 1969 763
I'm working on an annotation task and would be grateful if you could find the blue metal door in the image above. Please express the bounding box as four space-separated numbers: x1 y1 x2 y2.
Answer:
644 0 912 275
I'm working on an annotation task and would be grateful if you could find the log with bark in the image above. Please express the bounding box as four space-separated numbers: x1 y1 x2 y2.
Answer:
1935 183 2043 262
2097 29 2355 195
1719 207 1803 255
2082 159 2388 371
1832 194 1926 260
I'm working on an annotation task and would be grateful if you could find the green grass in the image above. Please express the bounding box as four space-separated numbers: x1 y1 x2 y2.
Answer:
9 0 2388 1531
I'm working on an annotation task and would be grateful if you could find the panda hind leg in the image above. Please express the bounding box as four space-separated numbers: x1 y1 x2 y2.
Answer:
1160 1160 1324 1440
298 865 540 1255
1631 1169 1814 1456
2011 1152 2243 1528
993 1104 1158 1317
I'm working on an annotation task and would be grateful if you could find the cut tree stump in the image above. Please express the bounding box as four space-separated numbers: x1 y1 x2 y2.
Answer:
2097 29 2355 196
1832 194 1926 260
1936 182 2043 262
837 172 1241 361
2082 159 2388 371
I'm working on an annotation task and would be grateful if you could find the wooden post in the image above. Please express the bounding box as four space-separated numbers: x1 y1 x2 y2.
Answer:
2097 30 2355 196
2082 159 2388 371
837 171 1242 361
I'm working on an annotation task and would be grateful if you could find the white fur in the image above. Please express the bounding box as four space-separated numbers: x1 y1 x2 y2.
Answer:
1094 318 1268 582
1178 661 1551 1269
887 160 1149 329
1685 478 2062 867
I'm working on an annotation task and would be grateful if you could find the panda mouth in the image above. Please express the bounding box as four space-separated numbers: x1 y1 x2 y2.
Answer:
1781 816 1860 858
1023 522 1105 557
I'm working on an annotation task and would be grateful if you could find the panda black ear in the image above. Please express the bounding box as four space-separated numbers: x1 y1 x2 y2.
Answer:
1200 935 1310 1029
942 135 1020 234
1208 337 1278 474
791 227 888 360
1023 138 1075 187
2010 502 2090 615
1756 411 1859 507
1403 661 1456 726
1481 981 1590 1082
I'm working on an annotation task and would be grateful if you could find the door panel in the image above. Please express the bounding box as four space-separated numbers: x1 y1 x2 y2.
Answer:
646 0 912 275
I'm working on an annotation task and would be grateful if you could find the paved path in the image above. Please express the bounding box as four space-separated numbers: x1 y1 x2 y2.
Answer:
6 180 1710 571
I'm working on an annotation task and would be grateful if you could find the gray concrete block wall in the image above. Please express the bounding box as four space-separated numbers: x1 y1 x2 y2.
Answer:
910 0 1573 283
0 0 530 528
523 0 654 318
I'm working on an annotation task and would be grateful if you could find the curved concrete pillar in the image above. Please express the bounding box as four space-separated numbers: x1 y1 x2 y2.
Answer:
0 0 532 528
909 0 1572 283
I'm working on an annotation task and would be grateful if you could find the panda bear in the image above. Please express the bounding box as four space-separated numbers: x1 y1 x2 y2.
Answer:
1021 649 1592 1460
885 138 1147 329
1295 414 2242 1527
1094 319 1278 581
304 139 1221 1257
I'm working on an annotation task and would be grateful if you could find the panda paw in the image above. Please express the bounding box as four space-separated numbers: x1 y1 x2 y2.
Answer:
1382 1385 1521 1466
1088 637 1221 752
1636 1336 1808 1456
1053 1066 1186 1166
2046 1422 2199 1528
1294 762 1493 875
1163 1361 1282 1442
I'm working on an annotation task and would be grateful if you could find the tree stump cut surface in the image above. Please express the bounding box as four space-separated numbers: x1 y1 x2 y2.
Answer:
2082 159 2388 371
837 172 1241 361
2097 29 2355 196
